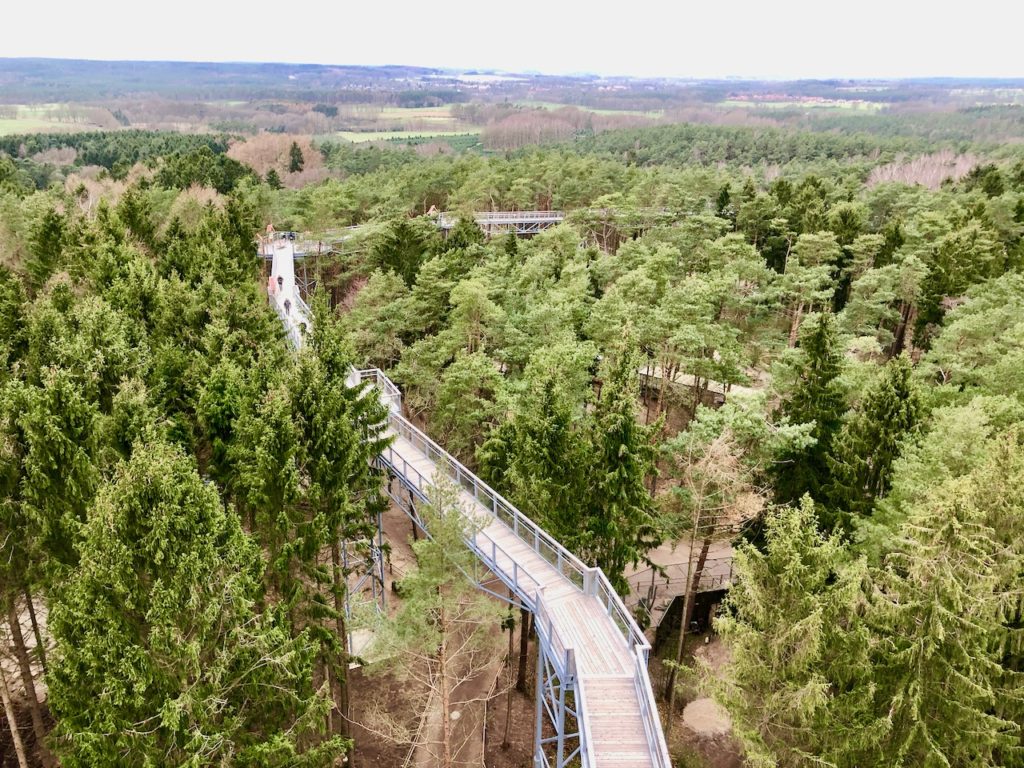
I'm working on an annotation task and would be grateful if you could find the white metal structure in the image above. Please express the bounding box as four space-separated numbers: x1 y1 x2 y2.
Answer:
438 210 566 236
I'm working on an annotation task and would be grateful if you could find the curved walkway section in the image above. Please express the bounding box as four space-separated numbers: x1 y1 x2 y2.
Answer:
358 370 671 768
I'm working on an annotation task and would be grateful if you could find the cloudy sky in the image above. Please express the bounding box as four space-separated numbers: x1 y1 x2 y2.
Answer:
3 0 1022 79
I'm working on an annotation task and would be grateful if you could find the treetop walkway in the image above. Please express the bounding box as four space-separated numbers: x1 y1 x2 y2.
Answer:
268 238 672 768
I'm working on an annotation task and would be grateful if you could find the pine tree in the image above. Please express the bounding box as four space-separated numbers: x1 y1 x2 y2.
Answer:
265 168 283 189
369 478 503 768
774 312 847 516
827 355 921 528
48 441 345 766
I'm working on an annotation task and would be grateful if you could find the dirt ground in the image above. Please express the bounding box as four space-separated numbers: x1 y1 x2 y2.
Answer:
349 665 419 767
483 684 534 768
0 700 52 768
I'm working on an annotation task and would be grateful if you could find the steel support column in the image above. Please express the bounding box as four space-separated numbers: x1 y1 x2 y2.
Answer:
533 646 582 768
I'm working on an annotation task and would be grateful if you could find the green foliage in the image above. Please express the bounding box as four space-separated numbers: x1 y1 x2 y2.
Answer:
156 145 256 194
369 216 438 286
826 356 922 528
866 452 1022 767
581 350 661 592
713 498 878 768
773 313 847 514
48 441 345 767
0 130 232 172
288 141 305 174
370 479 503 764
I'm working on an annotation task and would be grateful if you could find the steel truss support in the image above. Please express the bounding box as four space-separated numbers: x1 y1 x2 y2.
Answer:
380 463 584 767
340 504 387 653
294 252 318 298
534 645 582 768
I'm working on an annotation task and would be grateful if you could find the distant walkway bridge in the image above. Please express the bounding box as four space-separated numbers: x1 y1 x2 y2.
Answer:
267 239 672 768
438 210 566 236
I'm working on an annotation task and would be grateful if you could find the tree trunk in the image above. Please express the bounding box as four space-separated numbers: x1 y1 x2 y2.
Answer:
665 530 713 738
330 543 353 767
643 361 653 425
656 359 672 418
6 603 54 768
438 600 452 768
892 302 917 357
516 606 530 693
788 302 804 347
0 662 29 768
502 613 514 750
22 587 46 674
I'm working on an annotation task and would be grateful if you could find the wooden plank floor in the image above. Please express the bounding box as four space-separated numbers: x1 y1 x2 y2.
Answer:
388 431 656 768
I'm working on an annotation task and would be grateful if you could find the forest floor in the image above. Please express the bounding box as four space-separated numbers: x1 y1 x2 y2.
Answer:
663 638 745 768
0 596 51 768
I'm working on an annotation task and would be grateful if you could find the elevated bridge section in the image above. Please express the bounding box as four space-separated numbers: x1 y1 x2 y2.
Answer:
438 210 565 236
269 242 671 768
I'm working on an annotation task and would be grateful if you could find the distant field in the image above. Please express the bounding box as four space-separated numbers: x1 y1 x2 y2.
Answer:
376 106 457 121
335 129 481 143
0 118 71 135
0 104 109 135
718 99 886 111
517 101 663 117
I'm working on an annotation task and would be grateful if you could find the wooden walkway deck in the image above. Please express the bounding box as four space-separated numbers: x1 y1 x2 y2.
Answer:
386 427 663 768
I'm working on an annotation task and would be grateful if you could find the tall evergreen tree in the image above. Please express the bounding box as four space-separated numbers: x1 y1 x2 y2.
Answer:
712 498 879 768
478 375 589 546
827 355 921 529
289 141 305 174
48 441 345 767
866 472 1021 767
581 349 661 592
25 207 67 294
774 312 847 517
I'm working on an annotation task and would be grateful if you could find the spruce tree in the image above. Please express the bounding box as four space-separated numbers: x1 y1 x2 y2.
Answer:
866 473 1020 767
25 207 66 294
48 441 345 767
582 349 661 592
265 168 283 189
288 141 305 173
478 376 589 546
774 312 847 517
827 355 921 528
713 498 879 768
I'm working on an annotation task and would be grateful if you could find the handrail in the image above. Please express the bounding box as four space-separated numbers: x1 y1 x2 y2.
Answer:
267 231 673 767
358 369 651 657
572 654 595 768
376 441 548 613
633 646 672 768
358 368 668 768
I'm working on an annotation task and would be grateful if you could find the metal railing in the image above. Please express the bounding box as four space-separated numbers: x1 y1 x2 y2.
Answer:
438 210 566 229
633 647 672 768
357 368 669 768
271 295 306 349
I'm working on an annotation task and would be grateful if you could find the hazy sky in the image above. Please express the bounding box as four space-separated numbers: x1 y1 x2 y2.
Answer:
3 0 1022 80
